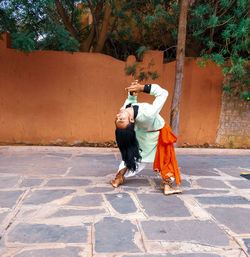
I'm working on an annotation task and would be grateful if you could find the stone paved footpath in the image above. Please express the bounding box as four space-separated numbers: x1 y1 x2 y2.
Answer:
0 146 249 257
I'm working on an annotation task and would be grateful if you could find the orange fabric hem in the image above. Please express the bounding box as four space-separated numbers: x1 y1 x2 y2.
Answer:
153 123 182 186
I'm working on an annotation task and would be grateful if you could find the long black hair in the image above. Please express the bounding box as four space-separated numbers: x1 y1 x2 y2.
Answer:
115 122 141 171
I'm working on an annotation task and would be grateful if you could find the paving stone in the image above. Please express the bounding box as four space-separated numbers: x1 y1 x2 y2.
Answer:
177 155 250 170
47 153 72 158
122 187 139 192
123 254 220 257
141 220 229 246
196 196 250 205
137 194 190 217
0 166 32 174
181 168 220 176
68 165 118 177
136 167 155 176
45 178 91 187
206 207 250 234
228 180 250 189
243 238 250 254
0 154 48 169
217 167 243 178
85 186 115 193
124 178 150 187
8 223 88 243
68 166 115 177
0 190 24 208
19 178 44 187
66 154 119 176
167 254 220 257
123 255 168 257
33 156 66 167
31 167 68 175
75 154 116 161
11 153 47 160
0 154 45 166
123 255 167 257
0 176 20 188
50 208 106 217
95 217 140 253
23 189 75 205
105 193 137 214
183 189 229 195
67 194 103 207
68 154 118 167
13 247 83 257
196 178 229 188
0 237 4 247
0 211 9 223
174 179 191 188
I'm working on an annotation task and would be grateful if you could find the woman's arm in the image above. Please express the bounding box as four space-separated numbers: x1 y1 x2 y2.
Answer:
126 82 168 115
120 93 138 110
149 84 168 115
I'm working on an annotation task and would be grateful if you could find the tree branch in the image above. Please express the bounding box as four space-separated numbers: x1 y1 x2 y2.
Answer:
208 0 217 54
94 2 112 52
86 0 100 41
71 0 75 25
79 1 103 52
46 8 61 26
54 0 77 39
163 45 177 52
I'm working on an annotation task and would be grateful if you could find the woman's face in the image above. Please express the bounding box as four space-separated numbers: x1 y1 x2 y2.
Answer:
115 109 130 129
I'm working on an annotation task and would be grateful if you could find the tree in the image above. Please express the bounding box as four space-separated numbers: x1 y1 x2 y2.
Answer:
0 0 131 53
0 0 181 58
189 0 249 100
170 0 190 140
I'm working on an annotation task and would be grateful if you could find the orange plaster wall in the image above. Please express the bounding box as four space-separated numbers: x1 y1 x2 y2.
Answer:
162 59 223 145
0 34 223 145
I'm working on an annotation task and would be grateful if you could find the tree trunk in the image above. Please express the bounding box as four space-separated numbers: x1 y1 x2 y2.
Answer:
170 0 190 144
94 2 111 52
79 26 95 52
79 1 103 52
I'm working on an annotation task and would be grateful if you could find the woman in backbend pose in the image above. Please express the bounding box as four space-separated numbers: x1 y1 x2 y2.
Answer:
111 80 182 195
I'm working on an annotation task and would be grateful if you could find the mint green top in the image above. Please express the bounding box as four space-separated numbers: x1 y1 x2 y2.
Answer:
121 84 168 162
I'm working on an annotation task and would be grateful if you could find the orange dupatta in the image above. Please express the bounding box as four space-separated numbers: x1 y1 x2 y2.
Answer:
153 123 182 186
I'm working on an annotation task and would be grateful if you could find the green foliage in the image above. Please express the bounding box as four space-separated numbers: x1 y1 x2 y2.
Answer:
148 71 160 80
11 31 35 54
240 91 250 101
229 140 234 148
136 46 149 61
37 25 79 52
125 64 137 76
124 55 159 82
138 71 148 82
222 85 231 93
0 0 79 53
190 0 249 101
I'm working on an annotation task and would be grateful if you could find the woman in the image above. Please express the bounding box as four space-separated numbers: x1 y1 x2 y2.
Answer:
111 81 182 195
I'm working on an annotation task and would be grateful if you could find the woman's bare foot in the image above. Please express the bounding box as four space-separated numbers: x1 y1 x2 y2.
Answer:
110 174 124 188
163 184 182 195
